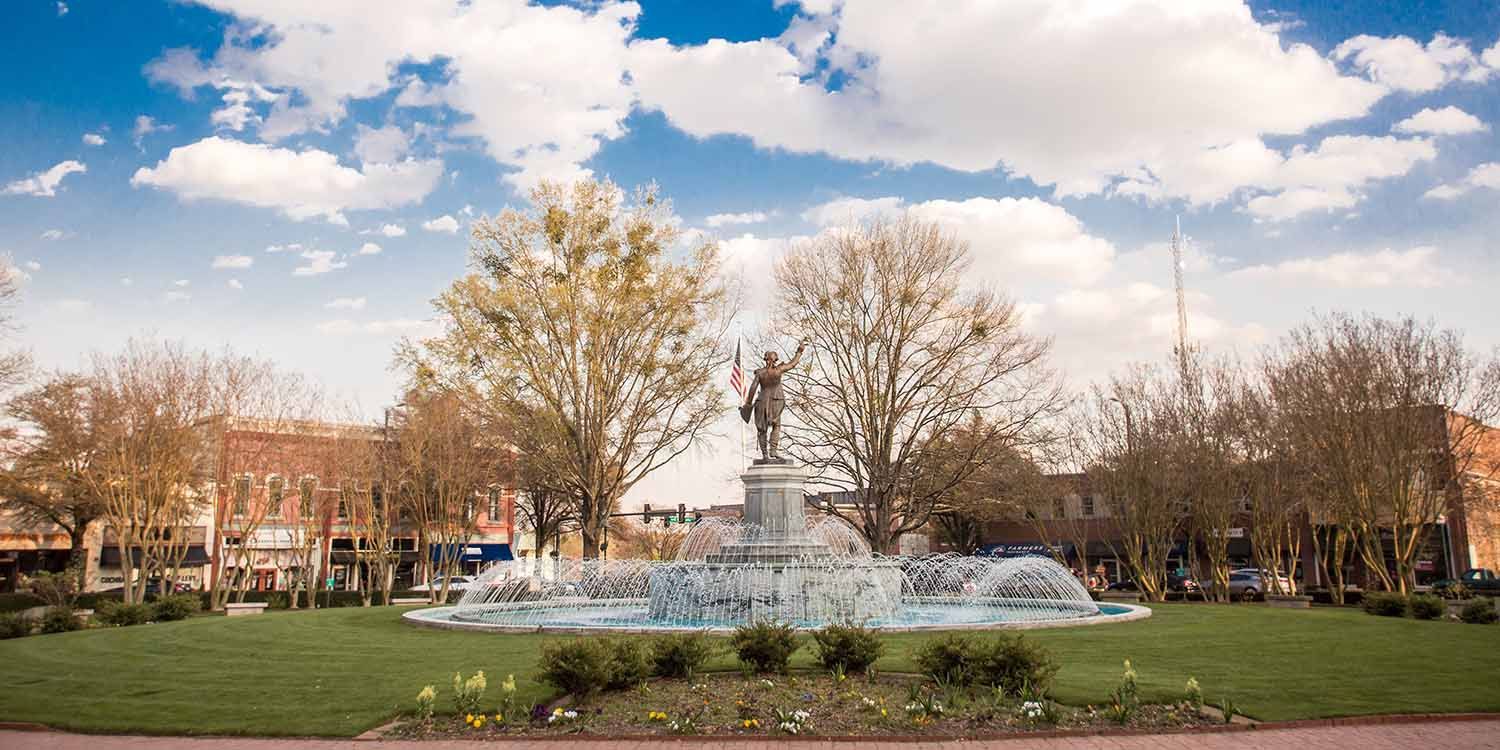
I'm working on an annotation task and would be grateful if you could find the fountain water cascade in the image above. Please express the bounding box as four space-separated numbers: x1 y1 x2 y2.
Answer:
404 461 1149 633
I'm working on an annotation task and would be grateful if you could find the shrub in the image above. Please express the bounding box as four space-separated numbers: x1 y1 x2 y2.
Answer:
39 607 82 634
152 594 201 622
972 635 1058 696
649 632 716 679
811 623 884 675
0 612 32 639
95 600 152 627
0 592 45 613
1408 594 1444 621
1460 597 1498 625
263 592 290 609
414 685 437 721
730 621 799 674
913 633 977 685
1361 591 1406 617
604 638 652 689
538 639 613 697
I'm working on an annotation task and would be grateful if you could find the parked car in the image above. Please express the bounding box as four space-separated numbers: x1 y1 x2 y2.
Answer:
100 579 193 595
1432 568 1500 597
409 575 475 593
1226 571 1290 601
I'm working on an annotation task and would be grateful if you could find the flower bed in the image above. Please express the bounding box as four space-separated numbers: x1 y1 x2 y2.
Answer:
389 671 1216 738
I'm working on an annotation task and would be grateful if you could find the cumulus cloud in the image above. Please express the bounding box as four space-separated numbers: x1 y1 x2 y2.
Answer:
292 249 347 276
1233 246 1455 288
24 261 41 273
1393 106 1487 135
364 223 406 238
1333 33 1493 92
39 229 66 241
81 133 106 146
265 243 302 253
132 115 171 149
422 215 460 233
356 242 382 256
631 1 1385 200
325 297 367 310
803 195 1116 284
130 136 442 225
705 211 770 228
211 254 253 269
1423 162 1500 200
3 160 86 197
147 1 639 189
352 124 411 164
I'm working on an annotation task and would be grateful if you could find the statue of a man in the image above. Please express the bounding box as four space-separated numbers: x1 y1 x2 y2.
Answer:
740 341 806 461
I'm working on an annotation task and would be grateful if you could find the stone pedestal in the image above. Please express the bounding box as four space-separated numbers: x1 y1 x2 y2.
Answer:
705 462 832 564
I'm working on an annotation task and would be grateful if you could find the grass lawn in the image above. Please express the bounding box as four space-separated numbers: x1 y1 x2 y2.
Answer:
0 603 1496 736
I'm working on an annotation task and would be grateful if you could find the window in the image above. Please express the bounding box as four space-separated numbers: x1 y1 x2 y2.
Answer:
1082 496 1096 517
338 481 352 521
266 476 284 519
299 477 317 518
487 488 501 522
464 498 476 521
1053 497 1066 519
233 475 251 516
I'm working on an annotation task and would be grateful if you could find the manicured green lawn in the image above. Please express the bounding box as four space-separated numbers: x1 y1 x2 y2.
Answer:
0 604 1495 736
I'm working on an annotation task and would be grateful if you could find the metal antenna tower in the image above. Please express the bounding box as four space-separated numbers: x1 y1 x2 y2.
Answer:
1171 215 1190 372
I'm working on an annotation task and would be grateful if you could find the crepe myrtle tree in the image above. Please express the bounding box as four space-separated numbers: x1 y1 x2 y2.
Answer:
775 216 1061 554
411 178 731 559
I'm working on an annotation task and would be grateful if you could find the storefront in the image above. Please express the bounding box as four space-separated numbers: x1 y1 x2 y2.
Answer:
430 543 513 576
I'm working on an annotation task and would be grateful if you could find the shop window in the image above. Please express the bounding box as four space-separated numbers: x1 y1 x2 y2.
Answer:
267 476 284 519
1053 497 1066 519
1082 496 1096 517
488 488 501 522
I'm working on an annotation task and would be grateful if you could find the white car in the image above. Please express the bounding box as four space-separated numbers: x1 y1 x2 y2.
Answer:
409 575 475 593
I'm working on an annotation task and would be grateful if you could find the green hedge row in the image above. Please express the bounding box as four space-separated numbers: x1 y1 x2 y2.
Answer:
0 592 46 613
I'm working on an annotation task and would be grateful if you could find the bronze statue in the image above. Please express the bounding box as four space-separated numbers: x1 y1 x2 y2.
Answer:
740 341 806 461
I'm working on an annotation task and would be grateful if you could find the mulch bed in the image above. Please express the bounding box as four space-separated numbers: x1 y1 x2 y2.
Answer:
389 671 1216 738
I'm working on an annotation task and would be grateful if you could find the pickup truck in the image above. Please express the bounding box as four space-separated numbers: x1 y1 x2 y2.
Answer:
1432 568 1500 597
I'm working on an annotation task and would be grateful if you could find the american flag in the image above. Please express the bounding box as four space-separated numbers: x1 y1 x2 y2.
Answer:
729 340 745 398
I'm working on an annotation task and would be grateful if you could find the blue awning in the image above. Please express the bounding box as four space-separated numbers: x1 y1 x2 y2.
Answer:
429 543 512 563
977 543 1074 559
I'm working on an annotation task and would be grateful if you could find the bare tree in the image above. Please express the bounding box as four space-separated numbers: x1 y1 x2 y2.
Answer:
414 179 730 558
1265 314 1500 593
775 216 1060 554
1239 379 1305 596
1172 353 1246 602
609 517 688 560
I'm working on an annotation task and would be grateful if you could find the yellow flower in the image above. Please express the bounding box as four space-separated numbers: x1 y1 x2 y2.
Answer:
465 714 474 723
495 714 503 723
880 708 888 717
553 708 564 716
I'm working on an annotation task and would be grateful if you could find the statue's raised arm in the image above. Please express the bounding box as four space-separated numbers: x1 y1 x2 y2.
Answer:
775 340 807 375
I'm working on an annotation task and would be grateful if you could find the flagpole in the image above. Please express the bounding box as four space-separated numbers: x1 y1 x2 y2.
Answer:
737 327 746 471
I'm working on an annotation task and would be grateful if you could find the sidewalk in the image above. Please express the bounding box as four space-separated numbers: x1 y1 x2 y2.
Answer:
4 720 1500 750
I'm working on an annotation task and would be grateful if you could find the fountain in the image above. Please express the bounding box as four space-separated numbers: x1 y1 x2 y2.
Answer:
404 461 1148 633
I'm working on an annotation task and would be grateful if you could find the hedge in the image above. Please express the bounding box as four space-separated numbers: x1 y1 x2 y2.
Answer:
0 593 46 613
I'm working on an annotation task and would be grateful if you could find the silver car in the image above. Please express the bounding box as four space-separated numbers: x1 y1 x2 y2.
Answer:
1226 571 1291 600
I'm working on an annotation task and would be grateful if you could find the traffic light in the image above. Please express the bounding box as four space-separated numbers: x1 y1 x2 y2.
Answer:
677 503 686 524
642 503 652 524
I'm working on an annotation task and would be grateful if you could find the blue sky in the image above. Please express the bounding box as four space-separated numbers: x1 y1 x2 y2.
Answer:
3 0 1499 506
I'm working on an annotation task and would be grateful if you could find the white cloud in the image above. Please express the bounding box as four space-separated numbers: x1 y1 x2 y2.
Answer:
81 133 105 146
1393 106 1487 136
803 195 1116 284
1333 34 1492 93
292 249 347 277
149 2 639 189
353 124 411 164
228 279 243 290
630 2 1385 199
325 297 367 310
317 318 438 336
173 279 190 287
1239 135 1436 221
56 2 67 17
24 261 41 273
211 254 253 270
1423 162 1500 200
265 242 303 253
365 223 406 238
39 229 66 241
132 115 172 148
3 160 86 197
705 211 770 228
1233 246 1454 288
422 215 460 233
131 136 442 225
356 242 382 256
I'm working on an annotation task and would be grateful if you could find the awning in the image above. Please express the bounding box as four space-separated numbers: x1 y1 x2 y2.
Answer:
429 543 513 563
977 542 1074 559
99 544 210 567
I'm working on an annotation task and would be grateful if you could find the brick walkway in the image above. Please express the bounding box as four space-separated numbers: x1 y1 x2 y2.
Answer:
4 720 1500 750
